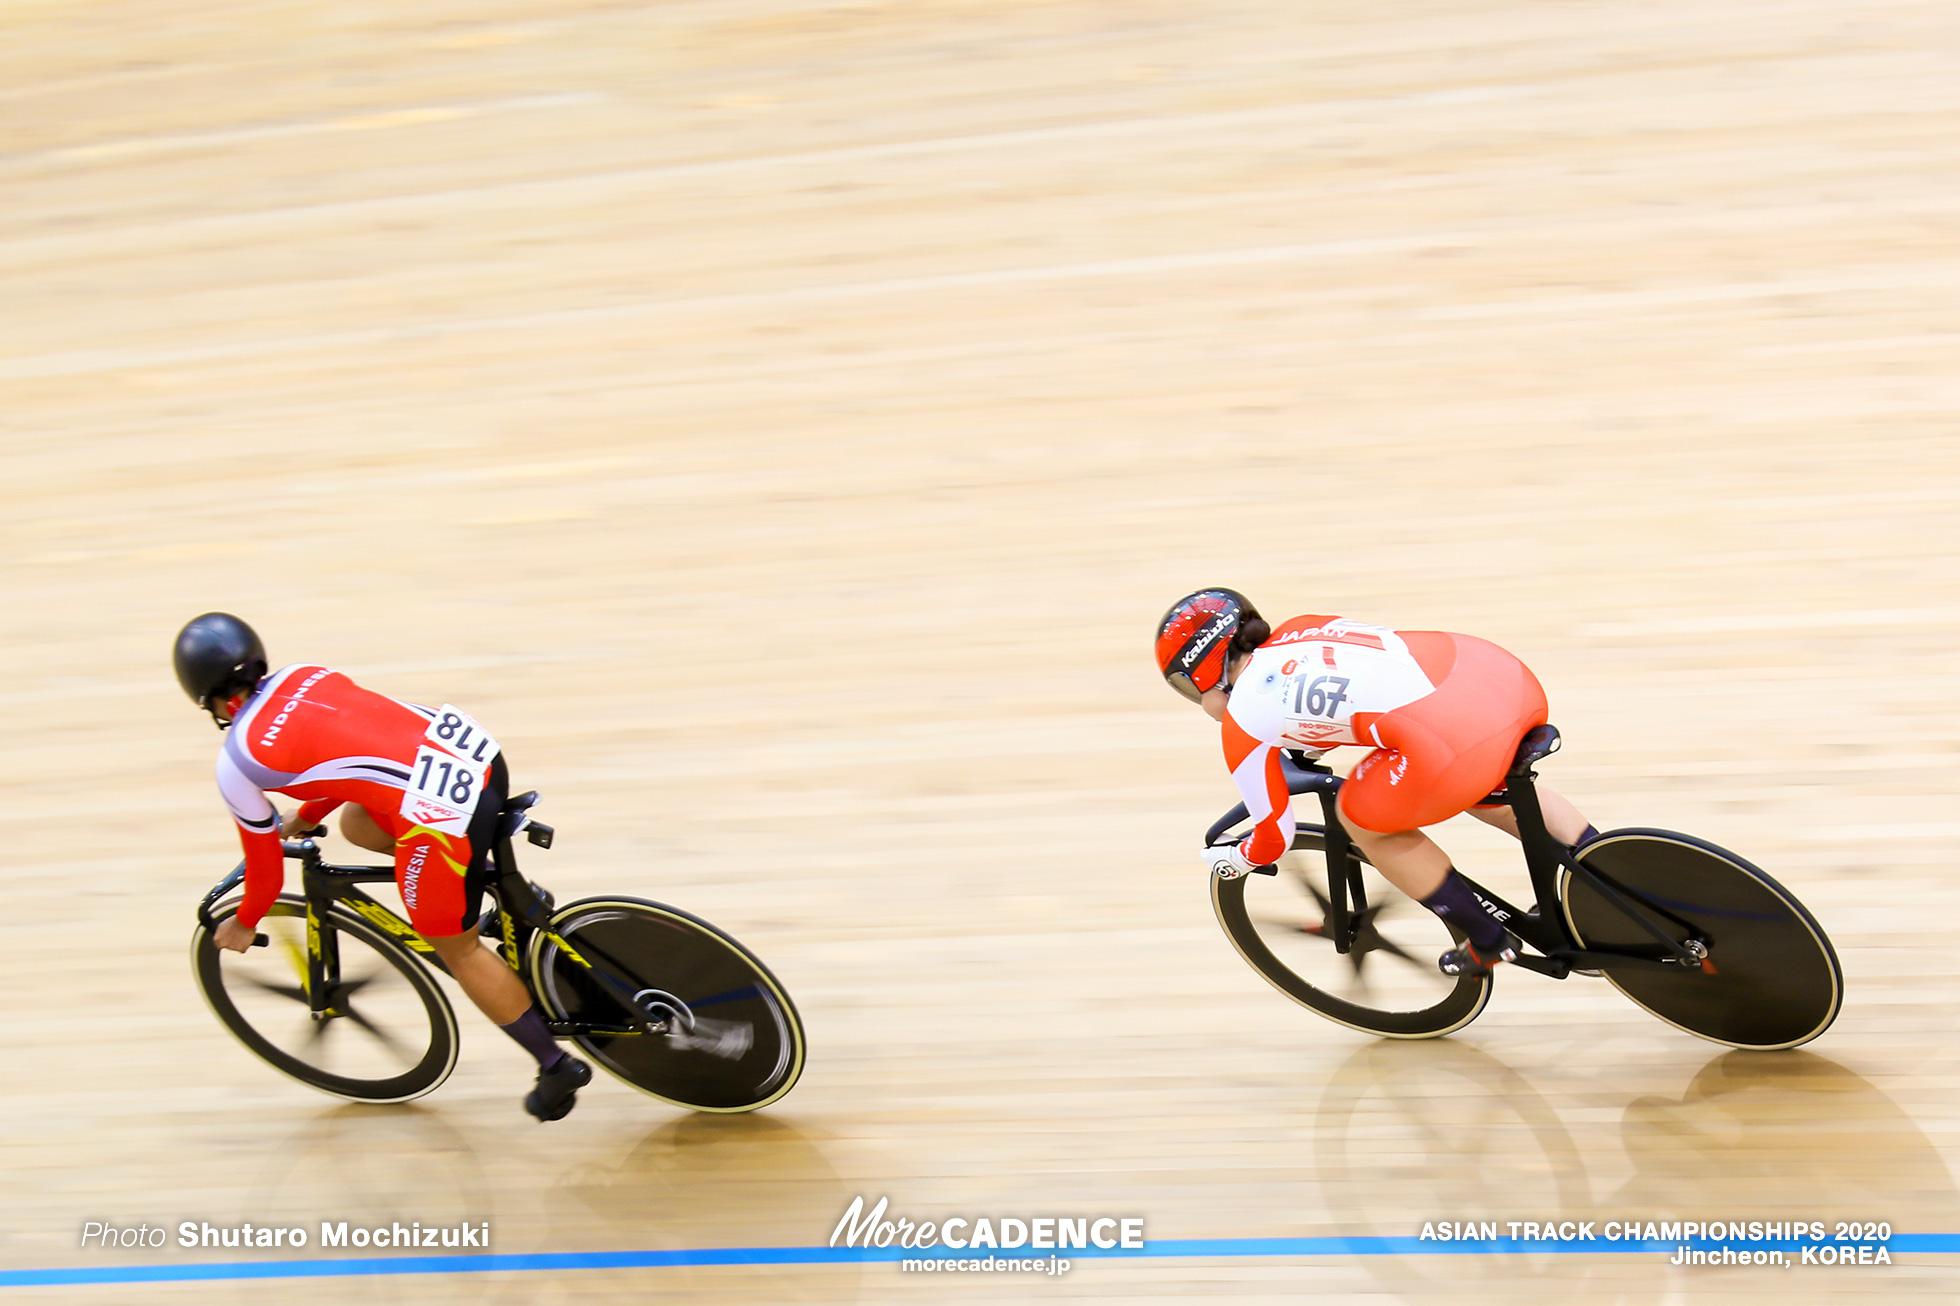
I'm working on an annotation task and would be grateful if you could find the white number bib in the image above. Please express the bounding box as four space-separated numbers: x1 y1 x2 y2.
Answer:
424 705 499 766
398 706 500 836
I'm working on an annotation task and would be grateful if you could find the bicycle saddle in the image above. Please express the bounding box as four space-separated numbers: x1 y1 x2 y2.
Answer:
497 791 549 844
1509 724 1561 776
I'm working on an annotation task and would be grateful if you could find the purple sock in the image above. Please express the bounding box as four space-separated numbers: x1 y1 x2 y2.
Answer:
1574 824 1600 848
499 1006 566 1069
1420 869 1511 949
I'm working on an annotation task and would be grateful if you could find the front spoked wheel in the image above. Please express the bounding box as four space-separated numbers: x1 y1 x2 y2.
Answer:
528 898 805 1112
1211 827 1491 1038
1562 830 1842 1049
191 895 459 1102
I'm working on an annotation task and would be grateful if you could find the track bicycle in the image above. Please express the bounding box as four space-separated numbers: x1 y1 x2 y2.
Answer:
191 790 806 1110
1207 725 1842 1049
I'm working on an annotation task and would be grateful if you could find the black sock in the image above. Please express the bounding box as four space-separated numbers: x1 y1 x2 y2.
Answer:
499 1006 567 1069
1420 869 1509 950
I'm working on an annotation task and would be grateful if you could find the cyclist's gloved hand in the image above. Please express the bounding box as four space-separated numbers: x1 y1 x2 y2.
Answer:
1201 841 1258 880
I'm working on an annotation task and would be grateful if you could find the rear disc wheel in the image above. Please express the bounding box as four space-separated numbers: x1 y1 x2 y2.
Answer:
529 897 805 1112
1561 830 1842 1049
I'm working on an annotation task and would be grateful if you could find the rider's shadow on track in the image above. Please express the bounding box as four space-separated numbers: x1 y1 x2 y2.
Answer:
241 1106 860 1303
518 1112 863 1304
240 1103 497 1301
1314 1039 1954 1305
1612 1049 1956 1221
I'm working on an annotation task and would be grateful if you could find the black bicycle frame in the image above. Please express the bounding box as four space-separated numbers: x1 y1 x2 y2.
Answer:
194 799 680 1038
1204 725 1711 980
196 852 442 1029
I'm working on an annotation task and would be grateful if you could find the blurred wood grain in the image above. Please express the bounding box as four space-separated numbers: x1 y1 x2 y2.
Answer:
3 1 1957 1300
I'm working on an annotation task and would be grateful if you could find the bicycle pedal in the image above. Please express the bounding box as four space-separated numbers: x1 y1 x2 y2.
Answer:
1439 932 1519 978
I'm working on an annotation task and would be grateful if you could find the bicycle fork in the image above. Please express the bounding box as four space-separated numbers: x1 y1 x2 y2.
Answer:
1311 787 1368 955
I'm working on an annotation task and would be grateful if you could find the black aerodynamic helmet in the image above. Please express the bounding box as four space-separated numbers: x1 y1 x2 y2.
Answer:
173 612 268 719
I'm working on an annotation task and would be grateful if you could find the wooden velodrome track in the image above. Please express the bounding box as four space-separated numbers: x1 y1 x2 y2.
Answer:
4 0 1959 1301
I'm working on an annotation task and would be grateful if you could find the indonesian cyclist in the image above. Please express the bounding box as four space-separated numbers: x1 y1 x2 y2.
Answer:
173 612 592 1120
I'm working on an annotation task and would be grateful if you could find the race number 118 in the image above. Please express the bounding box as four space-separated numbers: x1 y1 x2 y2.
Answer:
426 705 498 766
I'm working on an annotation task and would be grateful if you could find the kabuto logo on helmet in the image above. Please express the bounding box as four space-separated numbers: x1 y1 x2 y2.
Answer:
1155 589 1261 702
1179 614 1234 669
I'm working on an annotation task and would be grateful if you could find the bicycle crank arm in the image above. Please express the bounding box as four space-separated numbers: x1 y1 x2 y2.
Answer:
1509 946 1717 979
539 932 684 1033
545 1020 666 1037
1548 948 1717 975
1506 952 1572 980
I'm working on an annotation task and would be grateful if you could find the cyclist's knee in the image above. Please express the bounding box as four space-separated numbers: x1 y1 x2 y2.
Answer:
421 929 479 961
340 804 393 852
1466 804 1520 836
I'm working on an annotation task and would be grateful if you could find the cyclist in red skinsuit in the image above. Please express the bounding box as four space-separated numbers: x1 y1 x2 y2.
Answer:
215 663 508 938
1156 591 1598 975
174 613 591 1120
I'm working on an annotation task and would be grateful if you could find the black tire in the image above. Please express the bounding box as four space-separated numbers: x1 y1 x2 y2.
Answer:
1561 830 1842 1050
191 895 459 1102
1211 826 1491 1038
527 897 805 1112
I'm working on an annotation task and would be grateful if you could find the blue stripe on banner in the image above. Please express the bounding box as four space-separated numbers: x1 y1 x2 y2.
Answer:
4 1235 1955 1286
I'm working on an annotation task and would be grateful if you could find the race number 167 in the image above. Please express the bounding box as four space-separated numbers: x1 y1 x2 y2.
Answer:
1294 675 1350 718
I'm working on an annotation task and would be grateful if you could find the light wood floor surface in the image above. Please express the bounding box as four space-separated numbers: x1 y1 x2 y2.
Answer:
4 1 1959 1301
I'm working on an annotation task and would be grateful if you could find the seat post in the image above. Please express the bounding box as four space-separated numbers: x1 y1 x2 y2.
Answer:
1502 725 1570 914
492 833 559 930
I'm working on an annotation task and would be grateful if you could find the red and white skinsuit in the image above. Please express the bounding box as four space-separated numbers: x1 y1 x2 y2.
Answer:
215 665 506 934
1218 616 1549 867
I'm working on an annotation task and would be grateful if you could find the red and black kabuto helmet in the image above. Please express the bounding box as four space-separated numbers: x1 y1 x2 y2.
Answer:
1155 588 1261 703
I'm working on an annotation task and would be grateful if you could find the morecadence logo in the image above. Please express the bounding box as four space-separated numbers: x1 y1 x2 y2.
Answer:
829 1195 1142 1275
